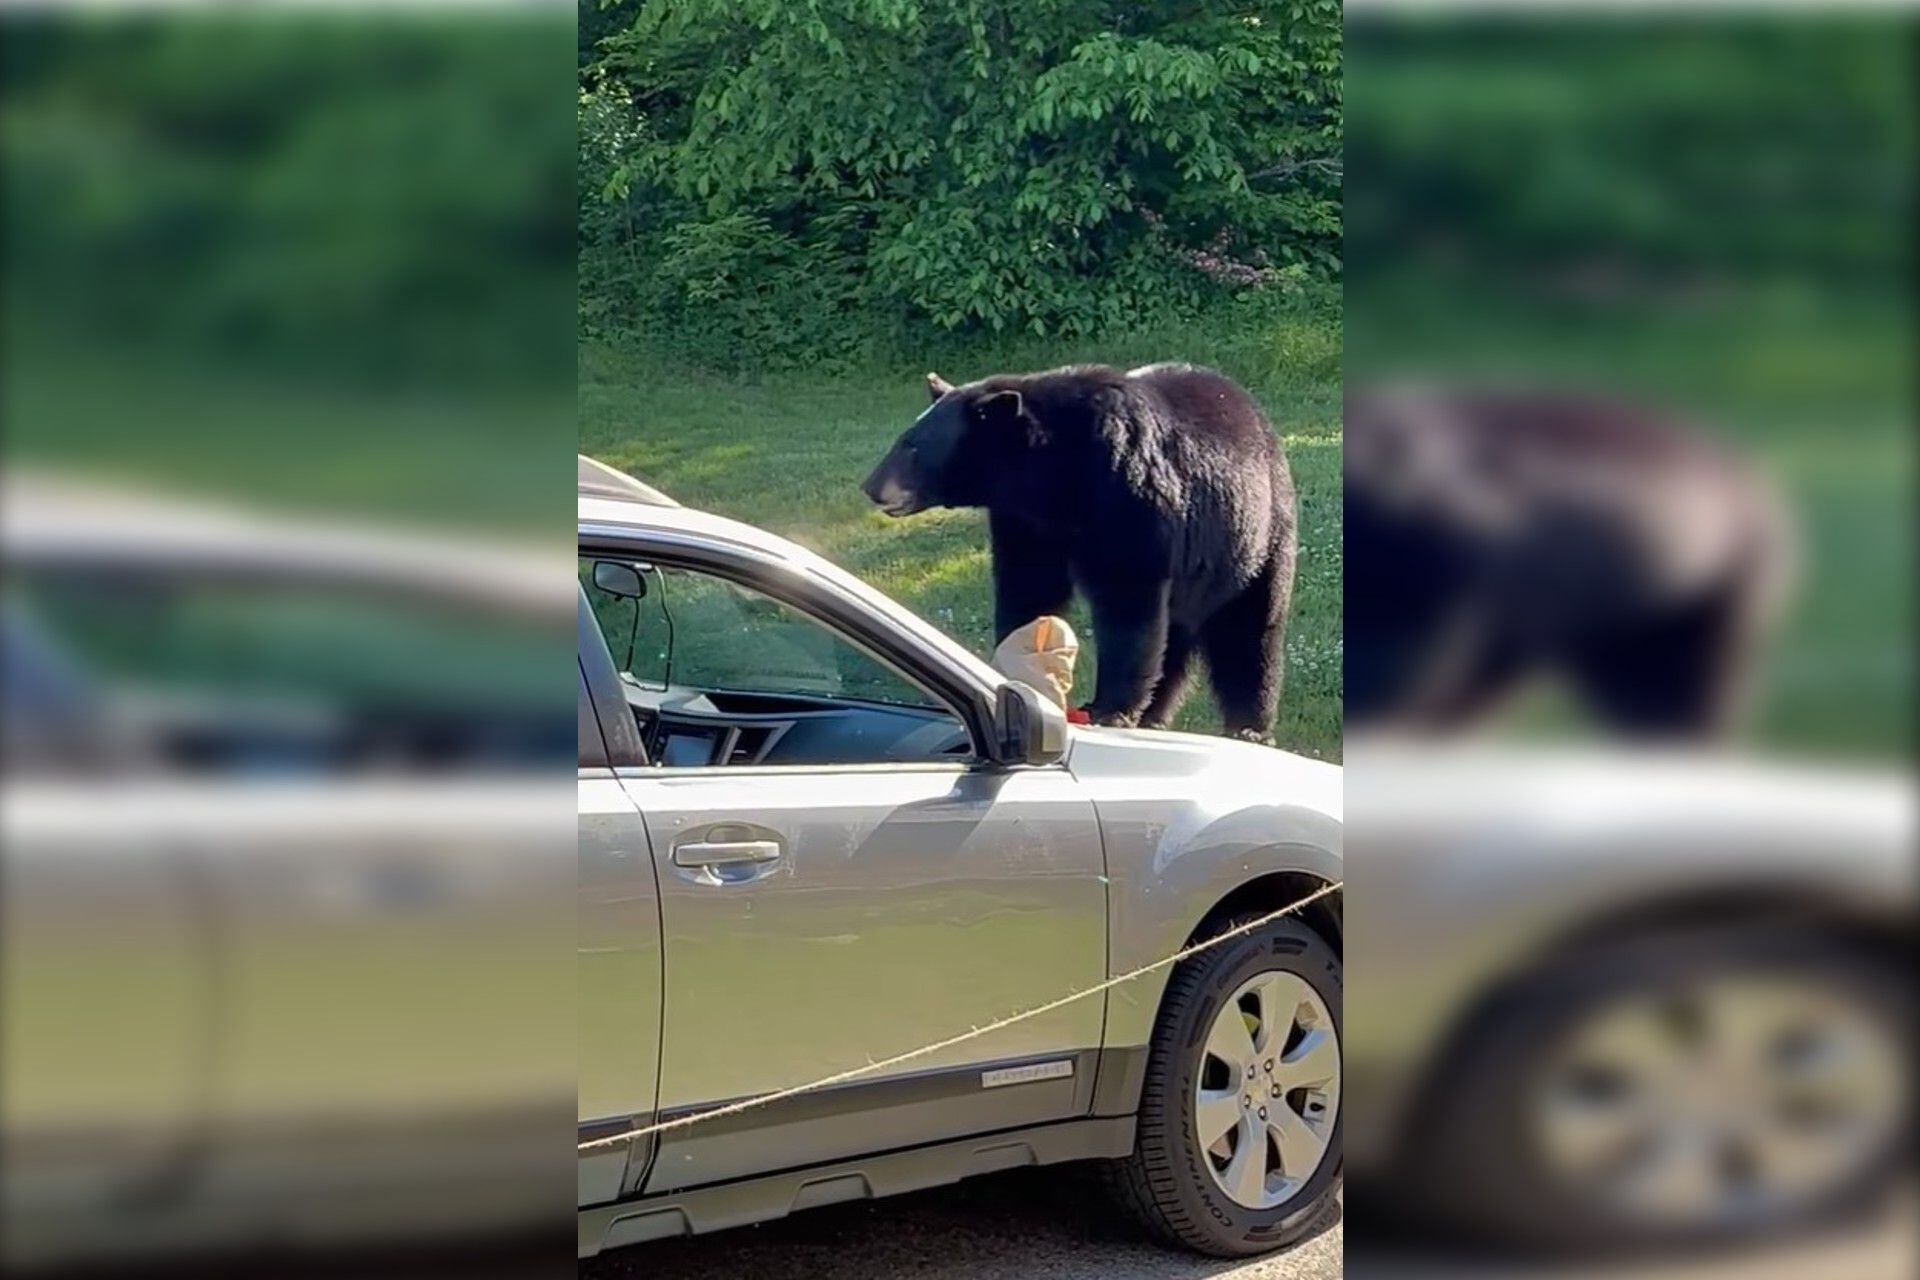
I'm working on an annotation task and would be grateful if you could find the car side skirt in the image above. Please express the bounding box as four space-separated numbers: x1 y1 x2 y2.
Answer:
577 1114 1137 1257
605 1047 1105 1197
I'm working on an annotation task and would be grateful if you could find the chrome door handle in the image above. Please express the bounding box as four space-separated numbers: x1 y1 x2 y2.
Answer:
672 839 782 868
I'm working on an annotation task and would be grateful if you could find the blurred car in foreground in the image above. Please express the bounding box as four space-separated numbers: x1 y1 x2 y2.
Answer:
1 474 575 1271
1347 743 1911 1253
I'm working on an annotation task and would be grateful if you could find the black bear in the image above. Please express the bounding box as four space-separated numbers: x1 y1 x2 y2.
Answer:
1344 386 1792 738
862 364 1296 740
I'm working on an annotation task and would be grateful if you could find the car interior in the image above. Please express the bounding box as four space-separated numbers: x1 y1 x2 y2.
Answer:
580 558 972 768
617 680 972 768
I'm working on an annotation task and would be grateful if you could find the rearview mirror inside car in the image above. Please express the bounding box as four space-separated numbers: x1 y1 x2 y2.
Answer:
591 560 647 600
994 681 1068 766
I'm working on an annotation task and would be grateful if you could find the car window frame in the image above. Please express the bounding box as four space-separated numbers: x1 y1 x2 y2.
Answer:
578 664 608 768
579 584 649 768
578 527 1002 772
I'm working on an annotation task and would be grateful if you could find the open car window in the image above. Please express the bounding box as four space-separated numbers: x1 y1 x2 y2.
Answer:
577 555 970 767
579 558 938 709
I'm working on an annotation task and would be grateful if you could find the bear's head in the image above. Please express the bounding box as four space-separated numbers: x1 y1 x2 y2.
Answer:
862 372 1032 517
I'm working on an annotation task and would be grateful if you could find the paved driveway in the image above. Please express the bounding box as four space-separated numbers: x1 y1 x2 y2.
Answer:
580 1165 1341 1280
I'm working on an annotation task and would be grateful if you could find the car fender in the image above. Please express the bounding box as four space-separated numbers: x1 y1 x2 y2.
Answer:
1103 813 1341 1048
1061 729 1341 1111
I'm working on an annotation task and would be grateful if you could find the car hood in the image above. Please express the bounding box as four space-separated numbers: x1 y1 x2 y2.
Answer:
1065 726 1342 826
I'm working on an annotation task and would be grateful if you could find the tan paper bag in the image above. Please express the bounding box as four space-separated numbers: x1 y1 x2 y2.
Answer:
991 615 1079 709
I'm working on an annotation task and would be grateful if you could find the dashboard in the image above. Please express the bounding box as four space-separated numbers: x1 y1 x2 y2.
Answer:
618 677 972 767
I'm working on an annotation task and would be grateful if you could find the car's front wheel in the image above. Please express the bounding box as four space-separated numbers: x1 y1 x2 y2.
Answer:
1107 916 1342 1256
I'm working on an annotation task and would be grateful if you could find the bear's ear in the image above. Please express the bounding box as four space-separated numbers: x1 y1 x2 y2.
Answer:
926 372 955 402
975 389 1027 427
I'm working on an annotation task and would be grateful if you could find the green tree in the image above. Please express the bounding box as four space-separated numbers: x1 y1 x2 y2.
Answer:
580 0 1340 363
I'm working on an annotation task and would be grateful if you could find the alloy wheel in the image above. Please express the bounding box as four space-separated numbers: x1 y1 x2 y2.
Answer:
1195 970 1341 1210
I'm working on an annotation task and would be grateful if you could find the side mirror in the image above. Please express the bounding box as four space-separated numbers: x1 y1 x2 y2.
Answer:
994 681 1068 766
591 560 647 599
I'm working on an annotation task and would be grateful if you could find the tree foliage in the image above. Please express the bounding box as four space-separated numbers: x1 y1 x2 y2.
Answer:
1345 18 1912 298
7 17 574 387
580 0 1340 363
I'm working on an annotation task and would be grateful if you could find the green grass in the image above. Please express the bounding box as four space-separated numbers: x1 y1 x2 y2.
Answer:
580 309 1344 761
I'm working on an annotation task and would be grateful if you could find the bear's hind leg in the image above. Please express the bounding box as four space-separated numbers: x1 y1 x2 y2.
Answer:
1200 560 1290 743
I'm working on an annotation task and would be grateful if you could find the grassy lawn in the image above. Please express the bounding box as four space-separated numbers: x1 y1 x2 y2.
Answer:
580 309 1344 761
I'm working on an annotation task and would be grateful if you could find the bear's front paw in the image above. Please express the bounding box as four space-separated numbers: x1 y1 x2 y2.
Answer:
1229 727 1278 748
1083 707 1139 729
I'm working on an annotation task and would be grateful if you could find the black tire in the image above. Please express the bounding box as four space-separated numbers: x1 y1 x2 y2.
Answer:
1413 929 1909 1253
1106 916 1343 1256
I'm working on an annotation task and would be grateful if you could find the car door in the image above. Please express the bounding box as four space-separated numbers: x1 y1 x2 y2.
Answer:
581 546 1107 1193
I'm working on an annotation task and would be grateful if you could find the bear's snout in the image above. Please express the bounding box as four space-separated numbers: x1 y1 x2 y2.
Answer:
862 449 925 517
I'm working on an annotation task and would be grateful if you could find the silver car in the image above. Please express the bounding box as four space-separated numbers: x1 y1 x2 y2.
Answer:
3 474 572 1271
576 457 1344 1258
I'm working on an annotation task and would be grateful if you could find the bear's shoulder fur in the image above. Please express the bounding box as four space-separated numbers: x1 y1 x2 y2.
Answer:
972 362 1275 466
